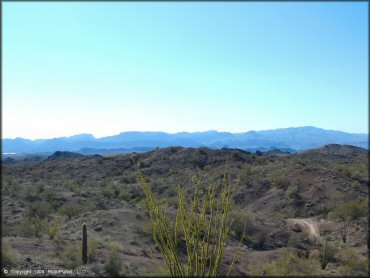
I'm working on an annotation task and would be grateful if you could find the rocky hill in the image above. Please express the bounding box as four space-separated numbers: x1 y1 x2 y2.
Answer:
1 145 368 276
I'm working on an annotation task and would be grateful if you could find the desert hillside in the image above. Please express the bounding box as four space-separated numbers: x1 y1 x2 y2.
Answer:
2 144 368 276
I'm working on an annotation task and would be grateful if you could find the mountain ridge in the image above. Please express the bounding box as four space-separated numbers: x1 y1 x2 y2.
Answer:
3 126 368 154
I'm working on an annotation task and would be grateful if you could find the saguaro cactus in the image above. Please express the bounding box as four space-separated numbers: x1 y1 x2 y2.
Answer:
82 223 88 264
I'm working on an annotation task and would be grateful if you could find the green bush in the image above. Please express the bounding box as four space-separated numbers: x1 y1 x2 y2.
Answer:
44 189 65 210
88 237 100 262
250 248 320 276
47 221 59 240
2 244 19 268
23 187 41 202
229 208 259 243
18 216 48 237
285 185 300 200
270 171 290 189
61 245 80 269
58 202 83 220
103 242 123 276
339 247 368 276
63 180 80 193
119 190 132 201
333 163 368 180
102 180 122 198
319 240 338 270
332 197 368 221
26 200 52 219
238 165 253 185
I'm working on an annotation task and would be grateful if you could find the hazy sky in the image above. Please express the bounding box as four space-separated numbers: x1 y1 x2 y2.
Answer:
3 2 368 139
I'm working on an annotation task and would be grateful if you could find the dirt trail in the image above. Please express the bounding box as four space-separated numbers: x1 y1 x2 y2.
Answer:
286 218 320 241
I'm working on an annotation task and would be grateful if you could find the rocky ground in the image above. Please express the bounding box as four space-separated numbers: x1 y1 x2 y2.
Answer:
1 144 369 276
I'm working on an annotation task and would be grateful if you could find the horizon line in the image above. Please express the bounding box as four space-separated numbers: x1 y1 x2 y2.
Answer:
3 125 368 141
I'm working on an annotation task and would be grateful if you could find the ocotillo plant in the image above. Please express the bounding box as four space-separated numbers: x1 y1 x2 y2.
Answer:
82 223 88 264
137 167 244 277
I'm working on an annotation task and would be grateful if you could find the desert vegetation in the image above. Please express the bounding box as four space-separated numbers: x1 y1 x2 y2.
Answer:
1 144 368 276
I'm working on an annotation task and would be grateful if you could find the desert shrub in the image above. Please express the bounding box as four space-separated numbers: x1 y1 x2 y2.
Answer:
61 245 80 269
138 171 242 277
339 247 368 276
333 164 352 176
47 221 59 240
319 240 339 270
102 186 114 198
350 182 362 192
238 165 252 185
23 187 41 202
136 221 154 238
250 248 320 276
119 190 132 201
319 193 342 216
333 163 368 179
103 241 123 276
285 185 300 200
254 226 269 250
88 237 100 262
318 221 332 237
270 171 290 189
332 197 368 221
294 157 309 167
18 216 48 237
204 165 212 172
63 180 80 193
58 202 83 220
273 211 285 225
44 189 65 210
102 180 122 199
229 208 258 242
5 182 21 197
2 244 19 268
26 200 52 219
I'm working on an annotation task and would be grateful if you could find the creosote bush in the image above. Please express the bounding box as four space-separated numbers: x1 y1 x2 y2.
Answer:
319 240 338 270
250 248 320 276
61 245 80 269
2 244 19 268
88 237 100 262
26 200 52 219
103 241 123 276
329 197 368 221
339 247 369 276
47 221 59 240
19 216 48 237
270 171 290 189
229 208 258 243
138 168 243 277
58 202 83 220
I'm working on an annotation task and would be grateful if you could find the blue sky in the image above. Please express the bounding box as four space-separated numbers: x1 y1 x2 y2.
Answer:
3 2 368 139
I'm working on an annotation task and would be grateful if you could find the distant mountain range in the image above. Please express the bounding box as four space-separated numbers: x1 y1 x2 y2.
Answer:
2 126 368 154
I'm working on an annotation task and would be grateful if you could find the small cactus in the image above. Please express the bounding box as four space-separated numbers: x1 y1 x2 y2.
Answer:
82 223 88 264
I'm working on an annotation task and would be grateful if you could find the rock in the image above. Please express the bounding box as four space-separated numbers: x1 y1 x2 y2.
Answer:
94 226 102 232
140 249 150 258
130 240 140 246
